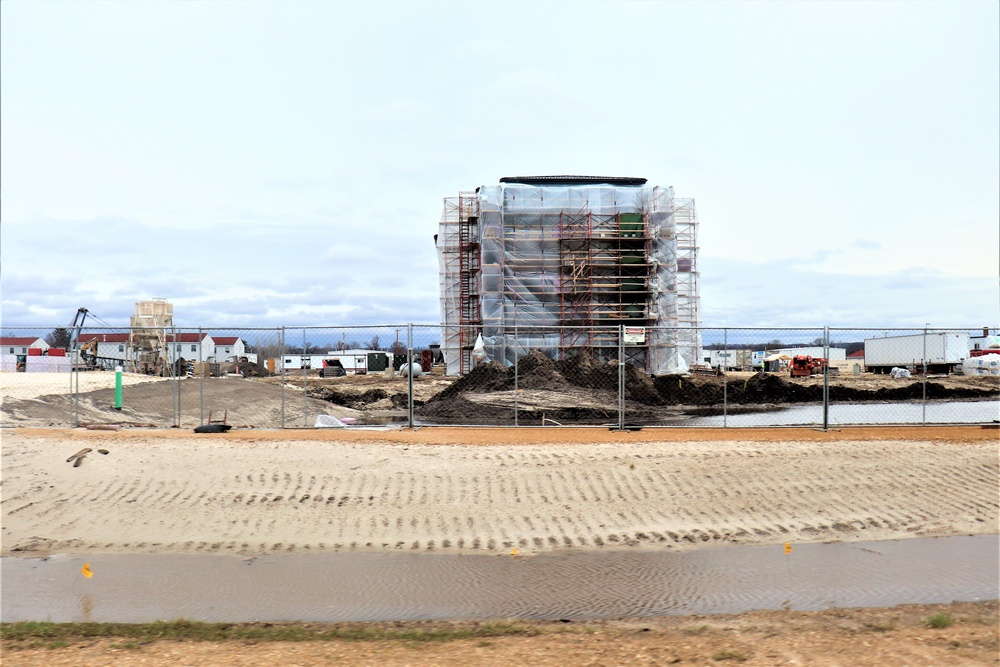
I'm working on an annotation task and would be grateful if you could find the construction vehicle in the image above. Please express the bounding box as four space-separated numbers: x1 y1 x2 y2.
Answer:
78 338 100 370
790 355 827 377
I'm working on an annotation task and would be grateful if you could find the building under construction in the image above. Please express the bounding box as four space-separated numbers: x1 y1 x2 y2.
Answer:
436 176 701 376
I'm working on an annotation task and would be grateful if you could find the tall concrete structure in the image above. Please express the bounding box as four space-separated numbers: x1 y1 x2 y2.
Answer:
437 176 701 375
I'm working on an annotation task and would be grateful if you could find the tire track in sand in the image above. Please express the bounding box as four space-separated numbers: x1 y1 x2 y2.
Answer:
1 434 997 556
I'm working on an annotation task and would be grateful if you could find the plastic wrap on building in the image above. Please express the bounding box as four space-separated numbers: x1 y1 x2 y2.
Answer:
437 180 700 376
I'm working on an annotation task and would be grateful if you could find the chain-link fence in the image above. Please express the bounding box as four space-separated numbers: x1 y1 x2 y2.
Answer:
2 325 997 429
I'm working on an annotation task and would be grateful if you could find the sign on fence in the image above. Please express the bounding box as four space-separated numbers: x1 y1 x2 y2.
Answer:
624 327 646 345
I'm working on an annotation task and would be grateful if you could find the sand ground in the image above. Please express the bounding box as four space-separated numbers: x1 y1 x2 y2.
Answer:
2 426 997 557
3 426 998 665
0 372 170 401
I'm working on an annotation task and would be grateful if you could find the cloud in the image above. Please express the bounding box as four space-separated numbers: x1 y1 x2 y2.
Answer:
701 257 998 328
2 1 996 333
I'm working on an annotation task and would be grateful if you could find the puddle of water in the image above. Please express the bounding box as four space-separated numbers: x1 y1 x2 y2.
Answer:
684 400 1000 427
2 535 995 623
354 416 409 425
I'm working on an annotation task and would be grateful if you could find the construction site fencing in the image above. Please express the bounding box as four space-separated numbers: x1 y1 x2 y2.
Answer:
1 325 997 430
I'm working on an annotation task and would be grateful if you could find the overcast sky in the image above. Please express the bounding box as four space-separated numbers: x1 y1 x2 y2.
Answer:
2 0 997 332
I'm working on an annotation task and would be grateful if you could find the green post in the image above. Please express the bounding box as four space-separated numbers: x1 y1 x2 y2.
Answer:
114 366 123 410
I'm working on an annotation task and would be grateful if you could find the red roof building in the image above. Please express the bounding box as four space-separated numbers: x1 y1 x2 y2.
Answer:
79 333 130 343
1 337 49 354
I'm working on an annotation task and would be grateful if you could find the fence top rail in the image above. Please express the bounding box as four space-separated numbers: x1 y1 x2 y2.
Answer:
2 325 995 332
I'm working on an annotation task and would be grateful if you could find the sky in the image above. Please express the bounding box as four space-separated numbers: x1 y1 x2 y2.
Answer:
2 0 998 332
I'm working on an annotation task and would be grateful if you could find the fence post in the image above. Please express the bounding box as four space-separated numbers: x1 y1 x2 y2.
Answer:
72 336 80 427
723 328 728 428
922 324 928 426
280 327 285 429
618 324 625 430
822 325 830 431
407 323 414 428
303 329 308 427
514 324 519 427
174 327 181 428
198 327 204 426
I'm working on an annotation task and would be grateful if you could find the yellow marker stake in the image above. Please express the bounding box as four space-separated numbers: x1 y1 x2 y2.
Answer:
510 548 518 556
784 543 792 555
81 563 93 578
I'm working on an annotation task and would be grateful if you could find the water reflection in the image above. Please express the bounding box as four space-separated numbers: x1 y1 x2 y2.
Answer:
684 400 1000 427
3 535 996 623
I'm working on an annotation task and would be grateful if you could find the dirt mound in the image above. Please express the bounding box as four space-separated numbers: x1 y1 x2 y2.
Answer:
556 352 613 390
517 350 573 391
554 352 664 405
623 364 664 405
654 372 999 406
417 395 516 423
421 356 998 425
307 387 416 411
653 374 724 405
418 352 667 424
431 362 512 402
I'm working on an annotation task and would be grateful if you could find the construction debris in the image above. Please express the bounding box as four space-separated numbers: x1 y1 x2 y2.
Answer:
66 448 92 463
194 424 233 433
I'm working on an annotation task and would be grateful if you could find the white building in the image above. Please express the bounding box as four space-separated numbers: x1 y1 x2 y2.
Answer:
78 332 248 367
78 333 130 364
0 337 50 372
0 337 49 356
210 337 247 362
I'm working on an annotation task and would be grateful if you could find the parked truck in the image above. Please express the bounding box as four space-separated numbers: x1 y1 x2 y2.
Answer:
864 332 969 375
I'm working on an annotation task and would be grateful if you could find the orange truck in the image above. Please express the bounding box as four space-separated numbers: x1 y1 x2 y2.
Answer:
789 355 827 377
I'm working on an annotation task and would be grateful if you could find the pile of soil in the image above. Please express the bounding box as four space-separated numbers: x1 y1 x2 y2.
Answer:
419 353 998 425
308 387 417 410
418 352 665 424
653 373 999 406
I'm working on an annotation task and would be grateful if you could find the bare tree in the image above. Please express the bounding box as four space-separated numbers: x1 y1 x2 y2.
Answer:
367 335 380 351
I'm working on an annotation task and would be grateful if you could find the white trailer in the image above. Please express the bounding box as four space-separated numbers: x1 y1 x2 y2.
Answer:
707 349 752 371
320 349 389 374
864 332 969 374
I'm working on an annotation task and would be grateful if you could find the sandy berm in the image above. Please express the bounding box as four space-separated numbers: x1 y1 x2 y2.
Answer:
2 426 997 556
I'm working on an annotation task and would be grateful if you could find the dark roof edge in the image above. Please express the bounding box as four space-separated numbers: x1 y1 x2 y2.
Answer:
499 175 647 186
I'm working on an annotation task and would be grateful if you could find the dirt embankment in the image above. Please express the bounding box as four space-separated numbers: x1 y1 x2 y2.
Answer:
654 372 999 405
2 601 997 667
415 352 999 424
416 351 664 424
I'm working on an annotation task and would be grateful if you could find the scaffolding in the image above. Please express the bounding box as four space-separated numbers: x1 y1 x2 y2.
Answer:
457 192 482 375
437 178 700 375
673 198 702 367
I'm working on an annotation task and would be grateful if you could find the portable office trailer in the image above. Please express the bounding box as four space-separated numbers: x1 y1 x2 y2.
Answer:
864 332 969 374
275 350 389 373
322 350 389 374
707 349 752 371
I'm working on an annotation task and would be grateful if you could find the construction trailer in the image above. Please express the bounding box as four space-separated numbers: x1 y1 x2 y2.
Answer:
705 349 753 371
436 176 701 376
274 350 389 373
864 332 970 374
